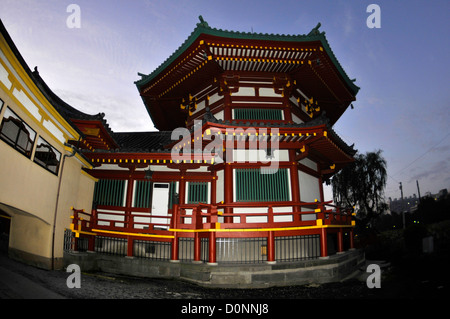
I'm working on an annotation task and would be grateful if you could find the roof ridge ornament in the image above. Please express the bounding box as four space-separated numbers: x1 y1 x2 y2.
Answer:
307 22 323 36
307 111 330 127
197 15 209 28
202 106 218 124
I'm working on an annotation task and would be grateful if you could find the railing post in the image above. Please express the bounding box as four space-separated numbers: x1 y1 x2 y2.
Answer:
72 209 79 252
195 206 203 229
267 231 276 264
316 202 325 221
90 209 97 230
210 205 218 228
296 202 303 223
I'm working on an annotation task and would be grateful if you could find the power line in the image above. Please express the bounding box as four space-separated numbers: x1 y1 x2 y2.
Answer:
388 173 399 183
392 132 450 178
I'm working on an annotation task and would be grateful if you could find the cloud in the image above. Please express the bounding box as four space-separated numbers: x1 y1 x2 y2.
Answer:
407 157 450 185
55 89 154 132
342 8 355 37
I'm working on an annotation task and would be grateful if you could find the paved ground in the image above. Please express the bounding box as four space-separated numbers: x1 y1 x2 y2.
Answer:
0 251 448 300
0 252 366 299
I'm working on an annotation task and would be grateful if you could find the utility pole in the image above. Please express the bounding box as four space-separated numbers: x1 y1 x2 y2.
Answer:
399 182 405 229
416 180 421 204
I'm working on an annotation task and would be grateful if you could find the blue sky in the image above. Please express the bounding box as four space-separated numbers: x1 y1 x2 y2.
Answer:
1 0 449 201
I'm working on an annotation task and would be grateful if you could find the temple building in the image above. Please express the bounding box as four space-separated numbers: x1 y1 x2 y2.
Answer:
1 17 364 286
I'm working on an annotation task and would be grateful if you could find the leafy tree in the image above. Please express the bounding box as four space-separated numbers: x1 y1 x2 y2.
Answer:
329 150 388 231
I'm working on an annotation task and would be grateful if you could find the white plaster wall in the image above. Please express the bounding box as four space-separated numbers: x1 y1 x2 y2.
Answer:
298 170 320 221
299 157 318 171
216 169 224 204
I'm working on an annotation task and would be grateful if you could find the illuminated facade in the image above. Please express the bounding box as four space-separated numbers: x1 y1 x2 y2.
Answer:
1 18 362 282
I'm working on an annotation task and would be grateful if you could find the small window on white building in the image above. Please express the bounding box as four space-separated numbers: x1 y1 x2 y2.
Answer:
0 107 36 158
33 136 61 175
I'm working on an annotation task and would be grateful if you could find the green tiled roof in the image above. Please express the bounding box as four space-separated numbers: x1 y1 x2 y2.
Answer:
135 16 359 96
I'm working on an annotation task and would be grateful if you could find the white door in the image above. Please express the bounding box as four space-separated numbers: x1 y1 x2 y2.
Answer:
151 183 170 229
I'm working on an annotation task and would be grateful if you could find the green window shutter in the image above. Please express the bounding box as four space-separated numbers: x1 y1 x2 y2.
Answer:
235 168 290 202
234 108 283 121
93 179 126 206
133 180 152 208
168 182 177 208
187 182 208 204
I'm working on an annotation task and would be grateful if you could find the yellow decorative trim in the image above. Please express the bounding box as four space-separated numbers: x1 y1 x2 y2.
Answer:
0 34 80 144
81 169 98 182
169 221 353 233
91 228 175 239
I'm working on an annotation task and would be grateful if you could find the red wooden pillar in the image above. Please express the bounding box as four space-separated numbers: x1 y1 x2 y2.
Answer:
349 228 355 249
126 236 133 257
208 231 217 265
194 232 201 262
337 228 344 253
289 150 300 218
125 173 135 258
125 174 135 230
267 231 276 264
320 227 328 258
171 204 178 229
171 232 179 262
178 174 186 206
282 84 293 123
88 235 95 252
318 175 325 203
210 173 217 205
223 90 232 121
223 82 233 225
224 163 233 223
170 203 180 262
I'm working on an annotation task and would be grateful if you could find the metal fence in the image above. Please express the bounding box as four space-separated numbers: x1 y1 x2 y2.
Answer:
178 237 209 262
216 237 268 263
63 229 74 252
94 236 127 256
133 240 171 260
64 230 321 263
275 235 320 261
64 229 89 252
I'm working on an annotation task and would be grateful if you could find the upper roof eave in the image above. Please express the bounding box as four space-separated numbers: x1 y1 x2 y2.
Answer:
135 17 359 96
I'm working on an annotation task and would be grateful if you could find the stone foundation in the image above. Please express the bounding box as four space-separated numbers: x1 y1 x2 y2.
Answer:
64 249 364 289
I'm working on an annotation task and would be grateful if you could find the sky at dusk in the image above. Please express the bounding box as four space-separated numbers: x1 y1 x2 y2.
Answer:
1 0 449 202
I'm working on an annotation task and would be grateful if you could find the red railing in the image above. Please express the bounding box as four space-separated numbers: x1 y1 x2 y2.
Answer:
173 201 353 229
69 201 355 264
